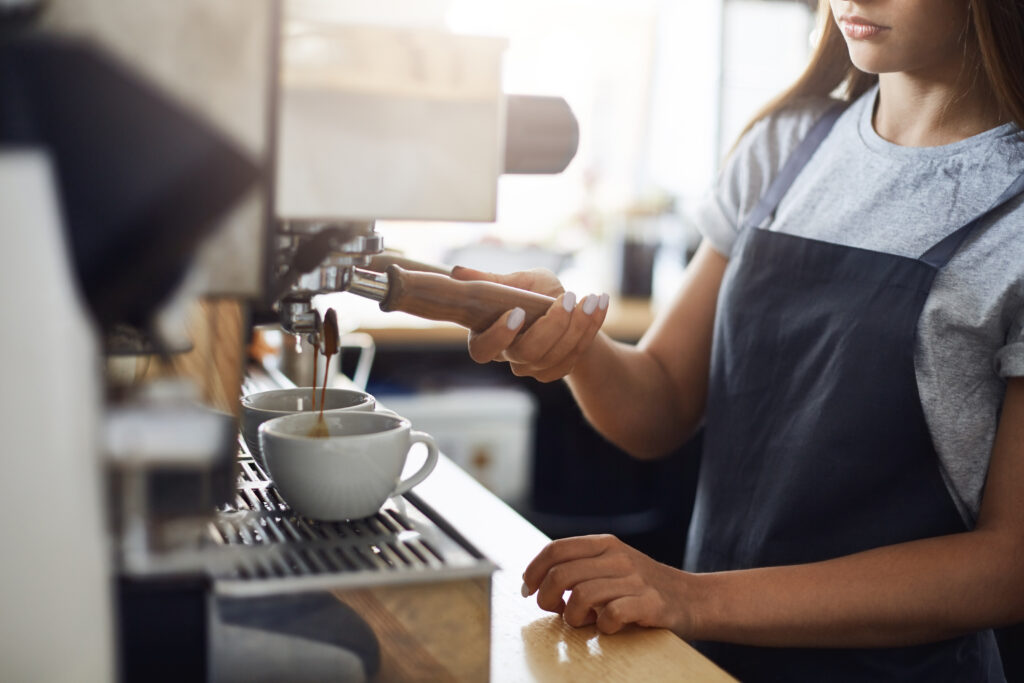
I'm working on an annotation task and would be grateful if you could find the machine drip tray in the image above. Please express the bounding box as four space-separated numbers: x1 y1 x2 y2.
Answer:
210 448 495 597
206 444 495 680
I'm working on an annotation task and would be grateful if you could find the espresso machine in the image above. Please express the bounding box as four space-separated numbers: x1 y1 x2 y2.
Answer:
0 0 576 681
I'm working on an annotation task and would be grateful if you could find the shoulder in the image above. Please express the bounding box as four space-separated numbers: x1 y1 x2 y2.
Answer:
693 97 839 257
730 96 841 185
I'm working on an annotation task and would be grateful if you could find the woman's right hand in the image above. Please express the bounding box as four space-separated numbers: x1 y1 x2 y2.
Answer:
450 265 609 383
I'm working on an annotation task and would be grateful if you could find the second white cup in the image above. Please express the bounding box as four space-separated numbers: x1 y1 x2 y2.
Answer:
240 388 376 471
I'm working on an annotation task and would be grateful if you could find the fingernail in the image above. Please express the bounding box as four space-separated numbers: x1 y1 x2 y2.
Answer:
562 292 577 313
507 307 526 330
582 294 598 315
598 293 609 311
521 581 531 598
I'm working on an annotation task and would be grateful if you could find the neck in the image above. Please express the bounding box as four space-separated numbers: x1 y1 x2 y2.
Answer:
875 66 1005 147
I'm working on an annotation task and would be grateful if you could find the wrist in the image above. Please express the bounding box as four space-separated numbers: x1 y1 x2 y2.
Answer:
566 331 611 384
677 570 725 641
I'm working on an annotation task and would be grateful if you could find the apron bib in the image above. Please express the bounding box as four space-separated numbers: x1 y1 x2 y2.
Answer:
685 106 1024 682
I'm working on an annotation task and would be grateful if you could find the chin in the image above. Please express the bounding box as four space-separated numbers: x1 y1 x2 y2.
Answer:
845 47 894 76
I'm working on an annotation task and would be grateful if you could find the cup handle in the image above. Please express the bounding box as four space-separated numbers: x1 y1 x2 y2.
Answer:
393 431 439 496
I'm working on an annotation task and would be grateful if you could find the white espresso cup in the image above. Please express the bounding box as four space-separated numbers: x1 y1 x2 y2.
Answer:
258 411 439 520
240 388 375 470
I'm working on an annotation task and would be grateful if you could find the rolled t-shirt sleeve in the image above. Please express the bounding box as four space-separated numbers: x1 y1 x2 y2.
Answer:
995 312 1024 377
690 180 743 258
687 100 835 259
688 119 770 258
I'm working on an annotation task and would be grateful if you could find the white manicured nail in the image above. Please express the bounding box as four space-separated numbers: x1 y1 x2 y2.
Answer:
598 293 609 310
521 581 531 598
562 292 577 313
507 307 526 330
582 294 598 315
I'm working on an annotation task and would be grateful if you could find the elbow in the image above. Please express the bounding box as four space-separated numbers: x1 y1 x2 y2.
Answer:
1005 547 1024 624
969 526 1024 627
620 421 702 461
625 443 675 460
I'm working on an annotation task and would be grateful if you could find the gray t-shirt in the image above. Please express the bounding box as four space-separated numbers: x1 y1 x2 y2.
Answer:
692 84 1024 525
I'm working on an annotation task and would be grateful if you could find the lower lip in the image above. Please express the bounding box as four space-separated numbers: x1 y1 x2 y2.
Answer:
840 21 888 40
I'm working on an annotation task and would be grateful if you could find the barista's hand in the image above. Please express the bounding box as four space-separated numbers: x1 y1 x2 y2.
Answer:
521 534 697 636
451 265 609 383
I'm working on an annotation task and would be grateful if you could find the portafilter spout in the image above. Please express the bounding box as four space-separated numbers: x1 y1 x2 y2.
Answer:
347 265 555 334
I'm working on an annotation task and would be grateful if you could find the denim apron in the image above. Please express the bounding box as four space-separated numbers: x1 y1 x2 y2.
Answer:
685 106 1022 681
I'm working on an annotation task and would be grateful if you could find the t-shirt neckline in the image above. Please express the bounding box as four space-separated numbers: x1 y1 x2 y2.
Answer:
855 84 1018 160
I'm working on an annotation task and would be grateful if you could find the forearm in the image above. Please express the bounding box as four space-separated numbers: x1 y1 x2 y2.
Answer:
563 244 726 459
566 332 702 459
688 529 1024 647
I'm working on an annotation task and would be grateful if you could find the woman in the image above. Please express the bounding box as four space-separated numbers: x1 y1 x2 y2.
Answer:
453 0 1024 680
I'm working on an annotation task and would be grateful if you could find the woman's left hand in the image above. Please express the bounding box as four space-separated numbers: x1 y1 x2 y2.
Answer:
521 534 699 636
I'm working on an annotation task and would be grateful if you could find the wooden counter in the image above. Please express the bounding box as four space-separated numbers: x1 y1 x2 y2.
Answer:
414 454 734 682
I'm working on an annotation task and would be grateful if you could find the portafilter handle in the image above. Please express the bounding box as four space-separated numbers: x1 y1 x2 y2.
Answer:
349 265 555 334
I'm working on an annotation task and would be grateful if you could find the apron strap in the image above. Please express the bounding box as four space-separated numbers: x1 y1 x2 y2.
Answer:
740 103 846 231
919 169 1024 268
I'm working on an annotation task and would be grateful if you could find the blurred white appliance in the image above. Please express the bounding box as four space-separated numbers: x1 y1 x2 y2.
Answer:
381 388 537 506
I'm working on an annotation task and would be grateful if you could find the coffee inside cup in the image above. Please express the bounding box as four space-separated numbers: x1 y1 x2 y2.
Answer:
245 392 369 413
265 412 405 441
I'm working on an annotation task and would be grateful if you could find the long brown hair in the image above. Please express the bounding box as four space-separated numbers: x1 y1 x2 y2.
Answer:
737 0 1024 142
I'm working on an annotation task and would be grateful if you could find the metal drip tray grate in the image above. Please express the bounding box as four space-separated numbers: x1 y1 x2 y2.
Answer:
210 448 494 597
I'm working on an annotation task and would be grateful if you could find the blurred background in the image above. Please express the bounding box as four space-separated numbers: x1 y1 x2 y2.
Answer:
305 0 819 566
371 0 816 306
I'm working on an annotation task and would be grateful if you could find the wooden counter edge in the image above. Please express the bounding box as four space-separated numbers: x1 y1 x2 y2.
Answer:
414 455 735 683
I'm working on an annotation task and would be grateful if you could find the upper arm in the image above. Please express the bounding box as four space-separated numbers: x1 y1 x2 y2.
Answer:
638 241 729 430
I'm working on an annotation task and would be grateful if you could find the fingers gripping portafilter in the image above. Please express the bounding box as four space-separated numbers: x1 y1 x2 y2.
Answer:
272 225 558 341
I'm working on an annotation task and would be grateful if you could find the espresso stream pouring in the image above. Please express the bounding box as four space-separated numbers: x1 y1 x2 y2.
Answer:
346 264 556 333
308 307 340 438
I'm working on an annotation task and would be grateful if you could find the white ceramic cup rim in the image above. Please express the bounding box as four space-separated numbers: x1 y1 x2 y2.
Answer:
241 388 374 415
259 410 409 441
